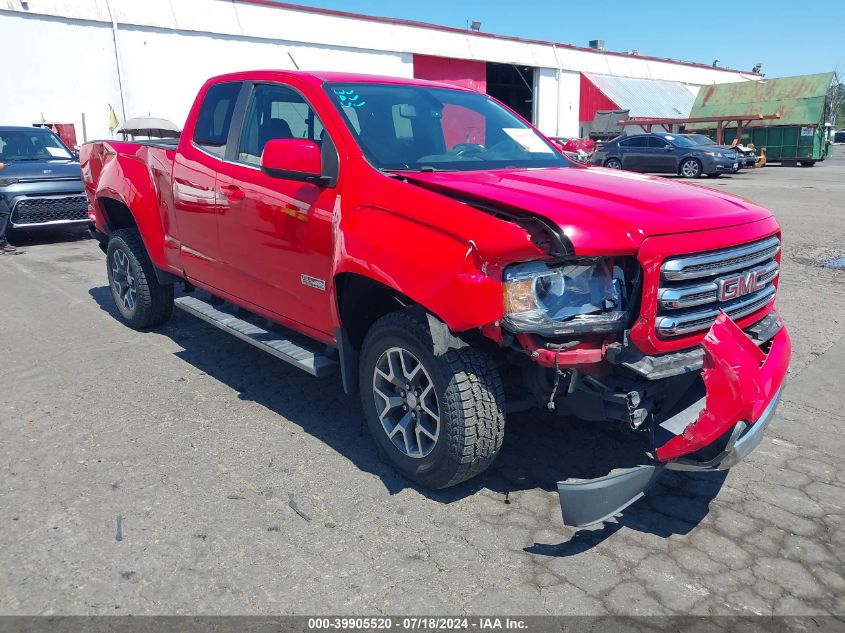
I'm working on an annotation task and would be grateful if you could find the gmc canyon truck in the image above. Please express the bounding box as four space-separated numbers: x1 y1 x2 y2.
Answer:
81 71 791 527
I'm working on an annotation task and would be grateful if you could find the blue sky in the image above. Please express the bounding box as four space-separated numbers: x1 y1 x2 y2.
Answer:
284 0 844 78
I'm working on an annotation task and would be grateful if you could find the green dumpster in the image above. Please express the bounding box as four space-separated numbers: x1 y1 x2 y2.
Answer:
688 72 834 165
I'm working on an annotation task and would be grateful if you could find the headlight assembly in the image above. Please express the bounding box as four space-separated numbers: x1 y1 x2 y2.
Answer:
0 178 19 187
502 258 632 335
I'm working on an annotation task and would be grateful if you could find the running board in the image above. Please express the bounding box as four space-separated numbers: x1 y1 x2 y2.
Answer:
174 295 337 377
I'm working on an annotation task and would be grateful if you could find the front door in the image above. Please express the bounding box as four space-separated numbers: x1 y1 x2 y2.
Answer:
648 136 678 173
215 82 337 337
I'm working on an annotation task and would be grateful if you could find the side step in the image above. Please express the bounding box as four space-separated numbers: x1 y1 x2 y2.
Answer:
174 295 337 377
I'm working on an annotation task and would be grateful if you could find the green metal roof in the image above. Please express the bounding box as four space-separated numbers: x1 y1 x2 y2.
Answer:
687 72 833 129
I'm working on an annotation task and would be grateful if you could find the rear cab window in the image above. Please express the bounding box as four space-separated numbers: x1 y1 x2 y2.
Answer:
193 81 243 157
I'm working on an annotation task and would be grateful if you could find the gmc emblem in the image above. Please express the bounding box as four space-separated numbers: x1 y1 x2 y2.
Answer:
717 269 766 302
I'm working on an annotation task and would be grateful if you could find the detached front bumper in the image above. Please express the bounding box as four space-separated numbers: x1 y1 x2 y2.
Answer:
557 311 790 527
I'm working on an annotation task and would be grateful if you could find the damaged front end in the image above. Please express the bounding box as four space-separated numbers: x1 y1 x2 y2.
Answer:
552 311 790 527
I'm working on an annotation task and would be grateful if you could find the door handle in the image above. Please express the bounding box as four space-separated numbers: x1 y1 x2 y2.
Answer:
221 184 245 202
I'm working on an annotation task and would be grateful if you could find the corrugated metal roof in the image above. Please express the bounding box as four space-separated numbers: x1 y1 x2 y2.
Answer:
688 72 834 129
583 73 700 119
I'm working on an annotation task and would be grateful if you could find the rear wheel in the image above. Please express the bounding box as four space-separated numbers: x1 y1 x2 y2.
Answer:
799 161 816 167
106 229 174 329
359 311 506 489
680 158 703 178
604 158 622 169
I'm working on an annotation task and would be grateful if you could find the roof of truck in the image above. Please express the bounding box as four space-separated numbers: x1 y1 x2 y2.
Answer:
208 69 470 91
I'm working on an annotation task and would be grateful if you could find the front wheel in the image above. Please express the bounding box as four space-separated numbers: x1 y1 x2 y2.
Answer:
680 158 703 178
106 229 174 329
359 311 506 489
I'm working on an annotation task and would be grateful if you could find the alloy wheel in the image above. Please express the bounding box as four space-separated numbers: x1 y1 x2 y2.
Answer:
111 249 137 311
372 346 440 458
682 159 701 177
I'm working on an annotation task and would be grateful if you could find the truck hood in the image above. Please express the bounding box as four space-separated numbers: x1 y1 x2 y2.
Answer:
0 159 82 182
399 166 773 255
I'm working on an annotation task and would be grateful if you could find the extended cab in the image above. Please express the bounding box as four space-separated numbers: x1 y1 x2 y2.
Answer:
81 71 791 526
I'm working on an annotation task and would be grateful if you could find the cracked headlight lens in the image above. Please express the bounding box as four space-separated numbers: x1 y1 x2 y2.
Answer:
503 258 630 335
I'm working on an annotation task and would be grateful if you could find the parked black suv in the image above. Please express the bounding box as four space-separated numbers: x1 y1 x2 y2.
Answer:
592 132 738 178
0 126 87 233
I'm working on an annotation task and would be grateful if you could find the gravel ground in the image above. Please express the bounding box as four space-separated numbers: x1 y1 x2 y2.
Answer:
1 149 844 616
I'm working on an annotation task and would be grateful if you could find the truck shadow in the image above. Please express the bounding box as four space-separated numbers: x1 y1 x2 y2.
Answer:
89 285 726 553
10 225 90 247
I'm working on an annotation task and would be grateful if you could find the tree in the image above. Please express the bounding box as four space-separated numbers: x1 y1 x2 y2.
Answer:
827 68 845 127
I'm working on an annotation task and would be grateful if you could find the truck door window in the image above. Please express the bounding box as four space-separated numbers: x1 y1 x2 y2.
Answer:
193 81 243 157
238 84 325 165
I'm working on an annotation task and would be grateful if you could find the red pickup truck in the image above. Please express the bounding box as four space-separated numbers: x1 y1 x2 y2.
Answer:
81 71 790 526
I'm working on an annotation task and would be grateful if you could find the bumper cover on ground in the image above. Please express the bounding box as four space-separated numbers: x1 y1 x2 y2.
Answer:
557 311 790 527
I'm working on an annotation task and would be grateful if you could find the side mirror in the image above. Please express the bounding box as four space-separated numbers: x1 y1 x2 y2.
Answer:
664 144 674 151
260 138 330 186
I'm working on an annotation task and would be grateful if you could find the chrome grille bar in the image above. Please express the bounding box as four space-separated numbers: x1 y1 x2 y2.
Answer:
661 235 781 281
656 286 777 337
656 235 780 338
658 261 779 310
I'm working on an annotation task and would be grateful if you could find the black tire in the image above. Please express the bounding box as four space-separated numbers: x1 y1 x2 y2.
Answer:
799 161 816 167
604 158 622 169
359 311 506 489
680 158 703 178
106 228 174 329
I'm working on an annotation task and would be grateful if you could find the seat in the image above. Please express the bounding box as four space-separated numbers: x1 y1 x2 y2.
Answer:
258 118 293 155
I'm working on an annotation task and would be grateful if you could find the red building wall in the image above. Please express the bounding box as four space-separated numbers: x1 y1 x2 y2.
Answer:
413 54 486 93
579 73 620 125
412 54 488 148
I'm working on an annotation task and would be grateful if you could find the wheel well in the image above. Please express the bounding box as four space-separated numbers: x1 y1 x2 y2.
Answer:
97 197 180 285
99 197 137 232
335 273 410 349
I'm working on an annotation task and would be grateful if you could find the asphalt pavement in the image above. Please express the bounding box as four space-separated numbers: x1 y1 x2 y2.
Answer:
1 149 844 616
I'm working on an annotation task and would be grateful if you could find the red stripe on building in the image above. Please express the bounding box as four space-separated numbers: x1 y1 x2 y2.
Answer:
579 73 620 124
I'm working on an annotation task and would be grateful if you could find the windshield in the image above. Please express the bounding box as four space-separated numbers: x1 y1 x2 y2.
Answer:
685 134 716 146
660 134 699 148
0 129 73 161
324 83 568 172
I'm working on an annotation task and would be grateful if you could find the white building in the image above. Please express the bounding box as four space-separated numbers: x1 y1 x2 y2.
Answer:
0 0 759 144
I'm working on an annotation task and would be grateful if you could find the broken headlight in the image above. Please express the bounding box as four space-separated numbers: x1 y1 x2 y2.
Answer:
502 258 631 335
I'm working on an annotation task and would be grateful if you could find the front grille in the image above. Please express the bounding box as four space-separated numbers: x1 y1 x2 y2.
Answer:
11 195 88 226
656 236 780 337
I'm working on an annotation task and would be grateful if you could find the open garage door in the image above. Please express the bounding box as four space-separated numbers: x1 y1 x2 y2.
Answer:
486 63 534 123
